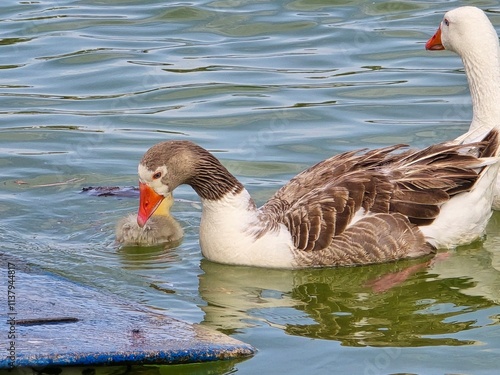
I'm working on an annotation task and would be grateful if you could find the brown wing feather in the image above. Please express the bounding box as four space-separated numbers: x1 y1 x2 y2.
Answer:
383 131 499 224
260 129 499 255
293 213 435 267
282 187 350 251
264 171 394 252
270 144 406 204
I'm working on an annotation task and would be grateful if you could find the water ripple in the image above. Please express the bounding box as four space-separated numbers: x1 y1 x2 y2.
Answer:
2 1 500 374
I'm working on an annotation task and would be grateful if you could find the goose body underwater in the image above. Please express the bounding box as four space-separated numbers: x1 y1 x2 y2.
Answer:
426 6 500 208
136 129 500 269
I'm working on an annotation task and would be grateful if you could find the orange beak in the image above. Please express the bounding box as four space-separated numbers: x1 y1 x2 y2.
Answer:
137 182 164 227
426 26 444 50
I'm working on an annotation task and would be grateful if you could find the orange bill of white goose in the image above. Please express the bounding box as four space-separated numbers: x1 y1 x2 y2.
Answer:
136 129 500 269
426 6 500 208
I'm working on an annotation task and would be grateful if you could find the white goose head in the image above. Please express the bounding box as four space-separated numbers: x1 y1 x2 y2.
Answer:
426 6 499 56
426 6 500 137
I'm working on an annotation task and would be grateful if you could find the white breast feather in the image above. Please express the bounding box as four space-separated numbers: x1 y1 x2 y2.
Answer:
199 190 295 268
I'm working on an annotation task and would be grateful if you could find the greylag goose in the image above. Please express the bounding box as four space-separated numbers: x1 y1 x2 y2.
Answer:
426 6 500 208
135 130 500 269
116 192 183 246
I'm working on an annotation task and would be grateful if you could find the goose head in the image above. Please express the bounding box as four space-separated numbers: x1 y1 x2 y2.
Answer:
426 6 499 56
426 6 500 136
137 140 242 227
137 141 196 227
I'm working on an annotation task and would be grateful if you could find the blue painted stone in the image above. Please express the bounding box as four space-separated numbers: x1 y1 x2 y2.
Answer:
0 254 254 368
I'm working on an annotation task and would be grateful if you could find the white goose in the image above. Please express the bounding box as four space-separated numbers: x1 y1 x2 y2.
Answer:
136 130 500 269
426 6 500 208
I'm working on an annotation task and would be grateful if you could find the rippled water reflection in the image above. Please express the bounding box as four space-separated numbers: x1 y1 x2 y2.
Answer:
1 0 500 374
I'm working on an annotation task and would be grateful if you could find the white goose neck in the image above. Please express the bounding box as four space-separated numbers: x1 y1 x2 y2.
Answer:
461 48 500 133
201 189 257 217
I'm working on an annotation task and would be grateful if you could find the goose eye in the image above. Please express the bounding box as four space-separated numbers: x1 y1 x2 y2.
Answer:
152 172 162 180
444 18 449 26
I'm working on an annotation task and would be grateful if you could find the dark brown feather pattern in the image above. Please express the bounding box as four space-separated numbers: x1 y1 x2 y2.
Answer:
259 130 499 264
293 213 435 267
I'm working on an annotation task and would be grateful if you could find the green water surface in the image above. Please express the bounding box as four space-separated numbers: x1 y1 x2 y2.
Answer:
1 0 500 374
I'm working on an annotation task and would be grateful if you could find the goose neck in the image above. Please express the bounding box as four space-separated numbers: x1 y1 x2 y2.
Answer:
461 49 500 132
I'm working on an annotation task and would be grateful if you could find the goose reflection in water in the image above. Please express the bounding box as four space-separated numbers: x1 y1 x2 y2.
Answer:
198 244 500 347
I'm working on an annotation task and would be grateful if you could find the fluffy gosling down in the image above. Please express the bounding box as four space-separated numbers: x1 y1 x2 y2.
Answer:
116 192 183 246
